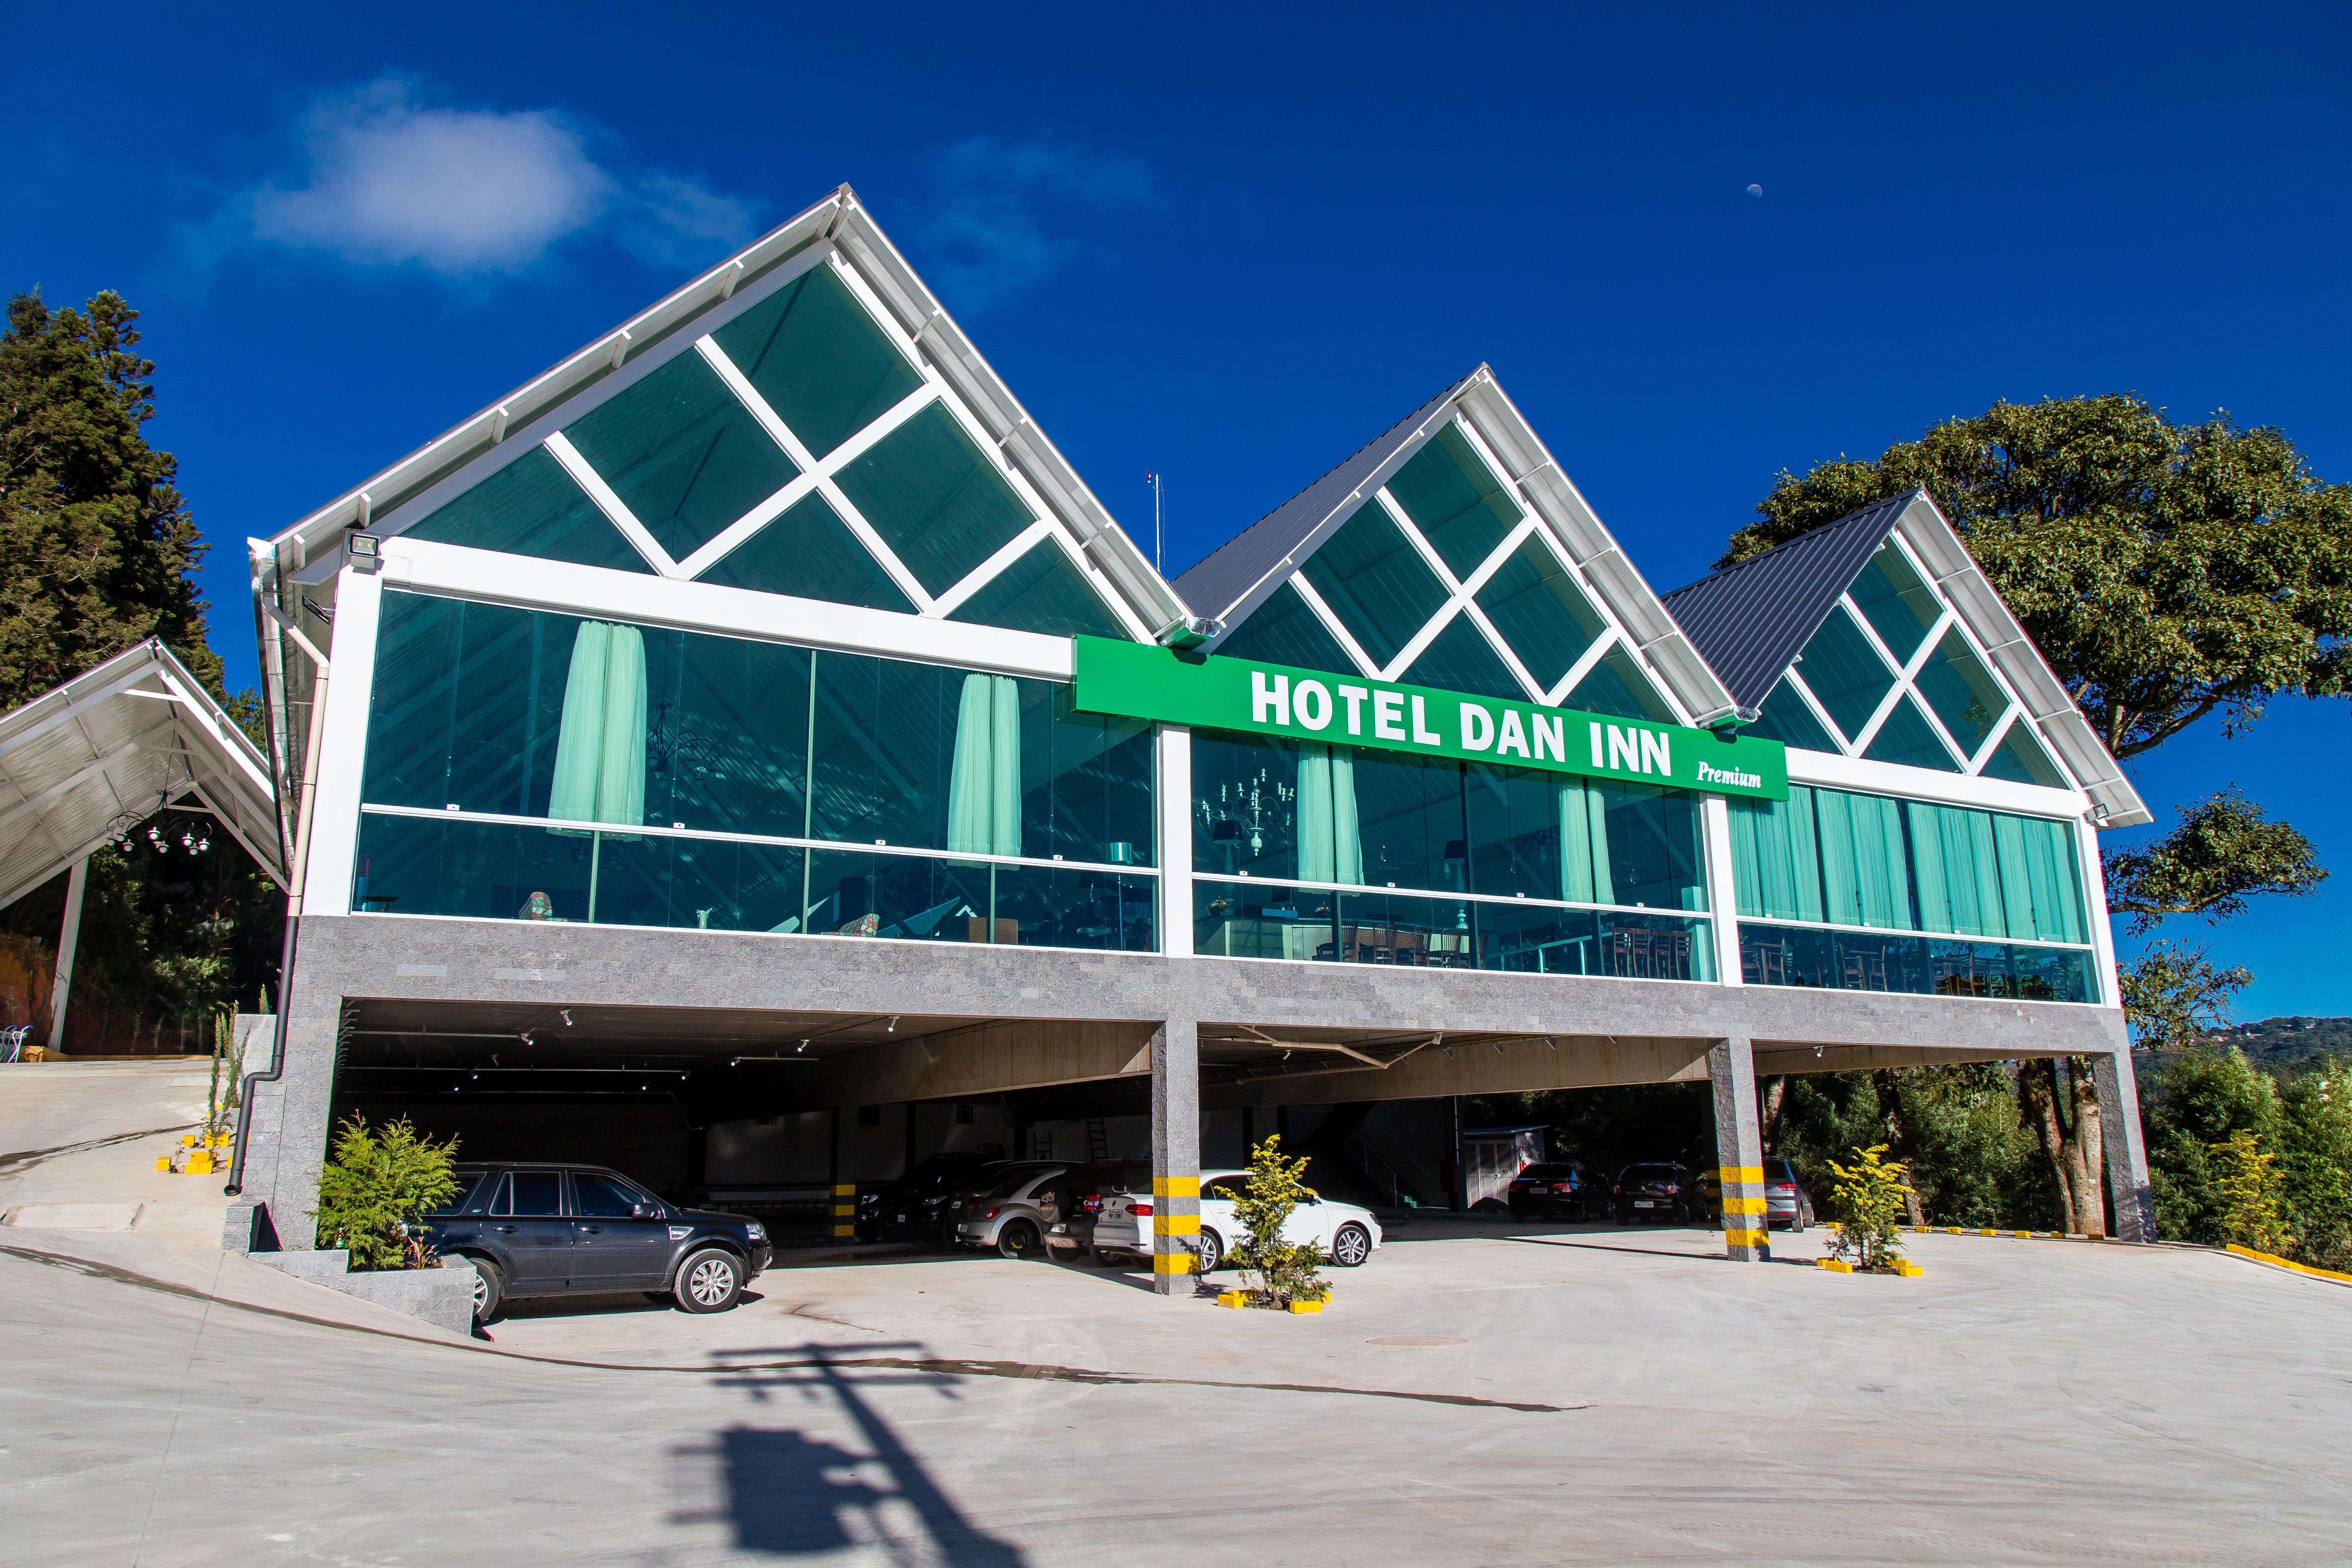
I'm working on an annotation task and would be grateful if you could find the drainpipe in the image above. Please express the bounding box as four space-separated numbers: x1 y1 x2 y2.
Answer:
225 560 332 1201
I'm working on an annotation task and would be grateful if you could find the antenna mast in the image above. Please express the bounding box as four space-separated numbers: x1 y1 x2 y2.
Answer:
1145 472 1164 573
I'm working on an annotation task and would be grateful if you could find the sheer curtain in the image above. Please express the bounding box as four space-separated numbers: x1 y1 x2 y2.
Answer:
1908 801 2006 937
1558 778 1615 904
947 673 1023 858
1297 743 1363 884
1815 787 1910 929
1727 787 1823 922
549 622 647 833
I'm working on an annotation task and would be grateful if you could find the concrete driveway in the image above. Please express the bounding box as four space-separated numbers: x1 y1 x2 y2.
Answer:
5 1061 2350 1565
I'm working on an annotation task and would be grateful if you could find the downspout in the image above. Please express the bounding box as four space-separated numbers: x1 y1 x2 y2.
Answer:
225 555 333 1200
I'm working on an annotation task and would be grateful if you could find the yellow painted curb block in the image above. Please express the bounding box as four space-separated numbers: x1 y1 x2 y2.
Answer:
185 1151 215 1175
1817 1258 1853 1273
2226 1243 2352 1285
180 1134 198 1147
155 1155 173 1173
1287 1299 1325 1314
1217 1291 1248 1308
1894 1261 1924 1277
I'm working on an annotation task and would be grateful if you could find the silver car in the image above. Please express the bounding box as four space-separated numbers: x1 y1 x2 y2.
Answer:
950 1162 1085 1259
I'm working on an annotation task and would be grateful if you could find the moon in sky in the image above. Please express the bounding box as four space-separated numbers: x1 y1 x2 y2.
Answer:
1746 184 1764 198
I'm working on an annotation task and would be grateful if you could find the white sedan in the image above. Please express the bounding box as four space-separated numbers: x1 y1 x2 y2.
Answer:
1091 1168 1382 1271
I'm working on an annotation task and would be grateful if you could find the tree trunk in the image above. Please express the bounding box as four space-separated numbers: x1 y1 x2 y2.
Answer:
2019 1058 2107 1235
1871 1069 1929 1226
2066 1059 2107 1238
1760 1076 1787 1153
2019 1059 2077 1233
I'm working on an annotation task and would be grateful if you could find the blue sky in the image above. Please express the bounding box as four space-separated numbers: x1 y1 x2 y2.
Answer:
4 4 2346 1017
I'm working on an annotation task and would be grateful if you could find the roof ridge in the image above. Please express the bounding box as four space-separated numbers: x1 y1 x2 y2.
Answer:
1662 486 1925 603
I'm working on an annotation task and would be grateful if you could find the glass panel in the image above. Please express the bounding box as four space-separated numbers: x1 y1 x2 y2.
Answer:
1793 605 1896 741
1463 764 1560 902
833 402 1032 595
1592 910 1715 983
1336 888 1484 968
1192 732 1304 881
400 445 651 573
1351 749 1468 894
1475 901 1602 975
1383 424 1520 579
1905 801 2008 938
1193 881 1338 960
1212 582 1363 677
1297 501 1450 670
1019 703 1155 868
808 652 968 850
1862 692 1962 772
352 814 805 932
562 351 798 562
1847 545 1941 665
638 628 812 838
1813 787 1912 929
1565 645 1675 723
1594 781 1709 911
1736 922 2094 1004
1473 537 1603 691
1912 628 2008 758
1996 814 2089 945
946 538 1125 640
573 1173 645 1218
802 851 1153 953
1728 788 1825 922
1747 676 1838 753
695 492 915 612
508 1173 564 1216
991 863 1157 952
1980 716 2069 787
1397 612 1526 701
365 591 542 814
711 265 921 457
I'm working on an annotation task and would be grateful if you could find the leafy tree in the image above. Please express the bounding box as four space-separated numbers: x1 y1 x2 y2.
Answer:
1721 394 2352 758
2121 940 2251 1050
2144 1047 2279 1245
1226 1135 1327 1308
1823 1145 1913 1271
312 1115 460 1270
2208 1128 2292 1254
2105 790 2325 934
0 291 220 706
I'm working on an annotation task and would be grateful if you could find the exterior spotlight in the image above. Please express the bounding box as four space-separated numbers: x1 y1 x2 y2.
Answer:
2090 804 2112 827
347 532 382 574
886 1016 899 1033
796 1039 809 1053
560 1010 573 1026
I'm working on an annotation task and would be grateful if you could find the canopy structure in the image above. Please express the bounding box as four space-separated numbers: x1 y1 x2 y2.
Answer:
0 639 286 911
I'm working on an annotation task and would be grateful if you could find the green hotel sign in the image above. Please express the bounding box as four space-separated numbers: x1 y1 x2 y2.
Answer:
1070 637 1787 801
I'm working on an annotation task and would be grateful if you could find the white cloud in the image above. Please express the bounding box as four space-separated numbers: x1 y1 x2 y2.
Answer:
225 78 754 277
919 136 1161 312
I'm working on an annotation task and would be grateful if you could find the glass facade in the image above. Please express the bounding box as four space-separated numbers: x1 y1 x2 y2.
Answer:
355 589 1155 952
1298 501 1450 670
1728 783 2097 1002
1211 581 1362 677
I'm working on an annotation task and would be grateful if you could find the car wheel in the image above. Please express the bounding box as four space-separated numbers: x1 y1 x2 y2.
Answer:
1332 1223 1373 1267
675 1247 744 1313
1194 1228 1224 1274
997 1220 1043 1260
460 1256 502 1325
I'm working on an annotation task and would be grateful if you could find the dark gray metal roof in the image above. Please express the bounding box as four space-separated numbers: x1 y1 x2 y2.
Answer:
1173 374 1475 622
1659 489 1919 710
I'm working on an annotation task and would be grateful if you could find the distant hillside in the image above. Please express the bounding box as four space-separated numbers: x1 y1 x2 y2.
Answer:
2192 1016 2352 1071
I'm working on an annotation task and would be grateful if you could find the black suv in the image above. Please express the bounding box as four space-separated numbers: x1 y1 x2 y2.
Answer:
428 1163 772 1324
1506 1161 1599 1221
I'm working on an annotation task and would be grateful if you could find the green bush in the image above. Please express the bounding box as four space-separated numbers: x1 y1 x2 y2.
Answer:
311 1115 459 1271
1228 1135 1328 1308
1824 1144 1913 1272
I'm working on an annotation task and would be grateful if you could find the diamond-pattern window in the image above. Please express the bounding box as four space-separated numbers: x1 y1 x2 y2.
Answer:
946 538 1124 640
562 351 799 562
1980 717 2069 788
403 445 652 573
1912 628 2008 758
1748 676 1836 752
713 266 922 458
1473 537 1602 691
1795 605 1896 741
834 403 1034 597
1298 501 1450 671
1567 645 1674 723
1398 613 1525 701
1862 693 1961 772
1848 544 1941 666
1213 581 1362 676
696 493 913 613
1385 424 1521 580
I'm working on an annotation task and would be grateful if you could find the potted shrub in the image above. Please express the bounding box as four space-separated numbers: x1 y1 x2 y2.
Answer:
1226 1135 1331 1311
311 1115 460 1271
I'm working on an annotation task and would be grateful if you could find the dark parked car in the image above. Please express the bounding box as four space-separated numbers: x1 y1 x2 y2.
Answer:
428 1163 771 1324
854 1150 1009 1244
1612 1162 1698 1224
1507 1161 1599 1220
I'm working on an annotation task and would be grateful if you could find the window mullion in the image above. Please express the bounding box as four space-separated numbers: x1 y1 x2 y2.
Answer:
1286 574 1381 677
541 432 682 577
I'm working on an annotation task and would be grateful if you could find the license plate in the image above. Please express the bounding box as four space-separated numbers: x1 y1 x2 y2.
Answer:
1634 1200 1655 1208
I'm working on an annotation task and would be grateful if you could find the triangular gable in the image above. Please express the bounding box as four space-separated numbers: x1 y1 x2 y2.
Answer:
1182 369 1734 726
1661 489 2150 826
259 187 1188 652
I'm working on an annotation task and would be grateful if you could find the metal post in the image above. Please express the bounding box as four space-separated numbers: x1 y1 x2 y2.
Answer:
45 858 88 1055
1709 1036 1769 1262
2093 1050 2155 1242
1149 1020 1200 1297
1449 1095 1465 1211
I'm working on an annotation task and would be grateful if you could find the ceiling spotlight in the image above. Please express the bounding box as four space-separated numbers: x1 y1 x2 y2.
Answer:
560 1010 573 1026
886 1016 899 1033
796 1039 809 1054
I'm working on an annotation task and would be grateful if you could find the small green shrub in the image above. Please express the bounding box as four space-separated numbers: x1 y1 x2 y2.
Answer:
2208 1128 2292 1255
1228 1135 1328 1308
312 1115 459 1270
1825 1144 1914 1273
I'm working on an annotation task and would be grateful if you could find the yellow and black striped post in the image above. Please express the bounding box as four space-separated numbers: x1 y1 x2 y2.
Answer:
830 1183 856 1240
1150 1020 1201 1295
1708 1036 1770 1263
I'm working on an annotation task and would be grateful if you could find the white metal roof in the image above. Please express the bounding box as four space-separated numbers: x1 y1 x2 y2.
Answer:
0 641 286 909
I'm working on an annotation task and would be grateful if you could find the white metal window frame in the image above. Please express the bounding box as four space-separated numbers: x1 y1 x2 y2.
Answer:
1277 411 1694 725
361 245 1151 644
1190 870 1711 924
1779 530 2078 789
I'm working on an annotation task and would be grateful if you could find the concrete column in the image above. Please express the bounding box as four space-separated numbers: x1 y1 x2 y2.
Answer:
2093 1050 2155 1242
1149 1019 1200 1296
1709 1035 1769 1262
45 857 88 1054
1700 795 1743 986
240 944 340 1248
1156 724 1193 956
